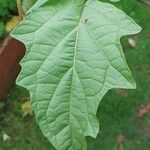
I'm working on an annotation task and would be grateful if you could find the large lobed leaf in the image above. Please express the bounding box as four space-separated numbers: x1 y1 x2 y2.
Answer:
11 0 141 149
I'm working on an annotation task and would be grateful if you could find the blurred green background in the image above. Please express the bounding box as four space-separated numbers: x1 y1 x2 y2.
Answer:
0 0 17 37
0 0 150 150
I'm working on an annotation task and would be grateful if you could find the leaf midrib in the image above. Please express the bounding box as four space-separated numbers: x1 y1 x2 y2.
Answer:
67 2 87 148
43 1 87 148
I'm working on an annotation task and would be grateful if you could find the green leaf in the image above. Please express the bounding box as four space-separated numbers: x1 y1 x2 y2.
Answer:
0 22 5 38
11 0 141 149
110 0 120 2
27 0 48 13
22 0 36 12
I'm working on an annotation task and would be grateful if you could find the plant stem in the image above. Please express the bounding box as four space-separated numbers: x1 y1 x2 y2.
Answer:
16 0 25 18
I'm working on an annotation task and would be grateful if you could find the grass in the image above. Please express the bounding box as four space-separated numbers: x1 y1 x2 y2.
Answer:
0 0 150 149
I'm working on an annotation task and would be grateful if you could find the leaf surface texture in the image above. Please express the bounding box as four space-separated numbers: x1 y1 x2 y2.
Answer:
11 0 141 149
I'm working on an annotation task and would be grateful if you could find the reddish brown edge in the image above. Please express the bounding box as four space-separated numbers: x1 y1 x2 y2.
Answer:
0 36 25 100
